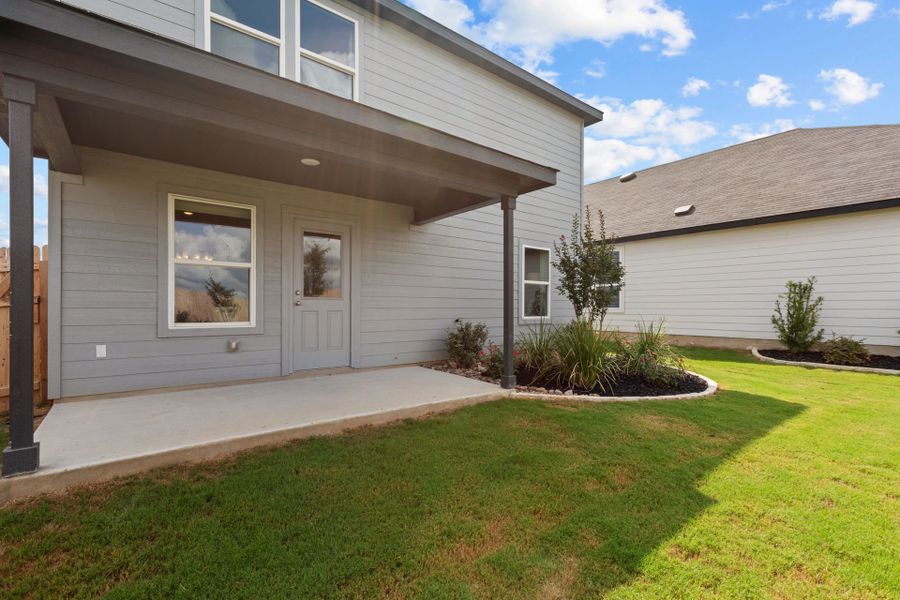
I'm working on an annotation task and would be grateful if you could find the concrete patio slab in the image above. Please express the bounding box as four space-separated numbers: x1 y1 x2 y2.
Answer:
1 367 502 504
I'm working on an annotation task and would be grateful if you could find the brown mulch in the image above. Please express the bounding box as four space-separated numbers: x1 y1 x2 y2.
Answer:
428 362 709 397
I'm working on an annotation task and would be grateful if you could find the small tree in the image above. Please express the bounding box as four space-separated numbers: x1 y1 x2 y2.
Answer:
204 275 238 322
553 207 624 329
303 242 329 296
771 277 825 353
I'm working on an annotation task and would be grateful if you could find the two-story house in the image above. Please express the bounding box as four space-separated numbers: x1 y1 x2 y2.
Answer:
0 0 602 476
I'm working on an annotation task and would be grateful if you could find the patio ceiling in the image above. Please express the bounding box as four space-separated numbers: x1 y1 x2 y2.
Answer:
0 0 558 225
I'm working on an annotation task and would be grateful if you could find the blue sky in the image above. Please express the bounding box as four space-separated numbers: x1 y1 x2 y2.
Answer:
405 0 898 182
2 0 898 245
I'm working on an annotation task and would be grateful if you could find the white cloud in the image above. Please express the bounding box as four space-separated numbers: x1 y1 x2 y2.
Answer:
407 0 695 76
584 138 680 182
0 166 48 200
580 95 715 181
584 60 607 79
762 0 792 10
747 74 794 107
407 0 474 32
581 96 717 146
820 0 877 26
681 77 710 97
730 119 797 142
809 99 827 111
819 67 884 104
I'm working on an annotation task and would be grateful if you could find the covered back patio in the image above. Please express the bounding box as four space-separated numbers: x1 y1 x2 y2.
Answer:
0 365 502 503
0 1 558 478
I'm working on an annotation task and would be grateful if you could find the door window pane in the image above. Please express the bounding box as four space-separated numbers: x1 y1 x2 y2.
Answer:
524 247 549 282
174 199 252 263
211 22 279 74
301 0 355 67
175 265 251 323
304 232 342 298
300 57 353 99
524 284 549 318
212 0 280 37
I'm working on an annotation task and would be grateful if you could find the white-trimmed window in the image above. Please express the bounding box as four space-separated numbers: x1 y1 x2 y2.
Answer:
299 0 358 100
168 194 257 329
605 249 624 311
522 246 551 320
208 0 283 75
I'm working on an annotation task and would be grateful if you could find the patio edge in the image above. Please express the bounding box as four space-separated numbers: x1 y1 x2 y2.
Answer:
0 389 507 506
751 348 900 376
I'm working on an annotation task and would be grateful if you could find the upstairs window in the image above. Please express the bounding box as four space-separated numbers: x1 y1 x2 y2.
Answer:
522 246 551 320
210 0 282 75
299 0 357 99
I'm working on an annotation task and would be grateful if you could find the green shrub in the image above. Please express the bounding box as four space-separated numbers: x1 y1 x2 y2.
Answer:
445 321 488 368
515 321 558 385
772 277 825 353
553 321 619 392
615 320 685 385
481 342 504 379
821 335 870 366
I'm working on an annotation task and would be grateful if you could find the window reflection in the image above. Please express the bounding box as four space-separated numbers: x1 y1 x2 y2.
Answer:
303 232 341 298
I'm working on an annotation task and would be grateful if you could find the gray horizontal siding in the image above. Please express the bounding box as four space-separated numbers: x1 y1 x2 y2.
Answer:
57 144 580 396
57 0 195 44
606 209 900 348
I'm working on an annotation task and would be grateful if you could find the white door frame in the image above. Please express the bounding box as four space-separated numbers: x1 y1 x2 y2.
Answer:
280 205 362 374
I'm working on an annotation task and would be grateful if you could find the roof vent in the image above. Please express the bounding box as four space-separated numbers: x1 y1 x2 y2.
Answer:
674 204 695 217
619 172 637 183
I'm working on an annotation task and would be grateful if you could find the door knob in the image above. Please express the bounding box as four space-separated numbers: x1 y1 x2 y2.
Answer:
295 290 302 295
294 299 303 306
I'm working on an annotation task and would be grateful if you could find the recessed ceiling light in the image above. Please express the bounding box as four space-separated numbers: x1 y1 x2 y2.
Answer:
674 204 695 216
182 211 194 216
301 158 321 167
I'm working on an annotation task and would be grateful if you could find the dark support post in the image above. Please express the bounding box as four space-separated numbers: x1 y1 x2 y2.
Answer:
501 195 516 390
2 75 40 477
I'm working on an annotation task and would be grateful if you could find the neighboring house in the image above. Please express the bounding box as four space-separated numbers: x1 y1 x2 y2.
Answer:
586 125 900 355
0 0 602 475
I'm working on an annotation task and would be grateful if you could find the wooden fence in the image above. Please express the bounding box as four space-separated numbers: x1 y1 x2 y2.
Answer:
0 245 49 413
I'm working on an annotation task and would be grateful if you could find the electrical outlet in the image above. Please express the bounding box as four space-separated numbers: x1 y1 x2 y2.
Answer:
96 344 107 359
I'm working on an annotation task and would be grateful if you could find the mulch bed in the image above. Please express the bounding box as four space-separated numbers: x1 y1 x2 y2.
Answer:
759 349 900 371
428 363 709 397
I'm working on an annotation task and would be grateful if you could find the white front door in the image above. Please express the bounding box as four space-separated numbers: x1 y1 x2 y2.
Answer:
292 219 351 370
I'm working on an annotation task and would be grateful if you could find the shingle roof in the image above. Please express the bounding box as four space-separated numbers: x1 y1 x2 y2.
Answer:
584 125 900 241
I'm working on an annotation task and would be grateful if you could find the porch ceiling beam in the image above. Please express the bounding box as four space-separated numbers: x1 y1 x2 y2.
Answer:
412 196 501 226
0 50 522 201
34 93 80 174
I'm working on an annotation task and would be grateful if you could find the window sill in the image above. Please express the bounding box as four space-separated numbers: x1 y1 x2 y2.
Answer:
157 324 265 338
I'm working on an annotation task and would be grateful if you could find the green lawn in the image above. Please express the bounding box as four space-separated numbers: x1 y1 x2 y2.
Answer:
1 348 897 598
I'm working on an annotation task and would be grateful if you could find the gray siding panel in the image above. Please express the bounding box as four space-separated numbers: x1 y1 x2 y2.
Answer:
57 0 195 44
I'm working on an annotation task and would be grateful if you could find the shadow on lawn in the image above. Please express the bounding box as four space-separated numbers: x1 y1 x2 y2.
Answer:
0 390 805 598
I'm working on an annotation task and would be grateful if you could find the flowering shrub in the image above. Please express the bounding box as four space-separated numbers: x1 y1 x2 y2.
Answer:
481 342 505 379
444 321 488 368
